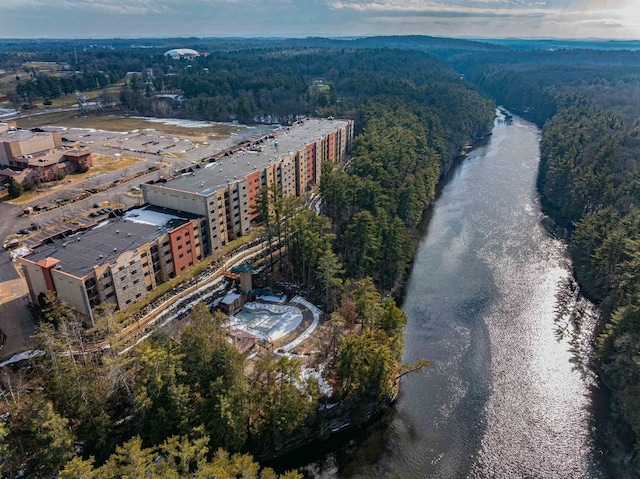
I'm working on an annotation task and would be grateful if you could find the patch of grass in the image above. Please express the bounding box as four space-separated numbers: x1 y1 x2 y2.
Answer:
90 154 139 174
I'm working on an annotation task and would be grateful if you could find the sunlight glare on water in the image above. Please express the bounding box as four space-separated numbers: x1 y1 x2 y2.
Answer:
305 111 609 479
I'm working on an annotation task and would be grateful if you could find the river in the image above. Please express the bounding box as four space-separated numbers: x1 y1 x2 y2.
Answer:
303 111 613 478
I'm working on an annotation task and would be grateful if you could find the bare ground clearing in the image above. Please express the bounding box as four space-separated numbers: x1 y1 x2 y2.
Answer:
15 111 240 140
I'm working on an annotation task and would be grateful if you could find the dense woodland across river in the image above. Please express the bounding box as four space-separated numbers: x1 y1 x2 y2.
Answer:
2 35 640 476
455 45 640 468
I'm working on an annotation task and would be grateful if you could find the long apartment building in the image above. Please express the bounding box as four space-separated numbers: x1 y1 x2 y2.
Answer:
20 117 353 321
142 117 353 256
20 206 204 322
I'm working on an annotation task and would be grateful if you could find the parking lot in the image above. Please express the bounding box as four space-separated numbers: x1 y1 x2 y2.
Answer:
42 126 200 157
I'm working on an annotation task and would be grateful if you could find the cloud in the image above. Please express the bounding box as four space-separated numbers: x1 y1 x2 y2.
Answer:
327 0 556 18
2 0 281 15
2 0 639 38
578 18 626 28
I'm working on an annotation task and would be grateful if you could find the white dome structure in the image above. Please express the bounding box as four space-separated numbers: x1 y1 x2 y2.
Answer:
164 48 199 59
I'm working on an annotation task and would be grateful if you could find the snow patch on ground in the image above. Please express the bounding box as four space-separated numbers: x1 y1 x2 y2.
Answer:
120 278 226 355
257 294 287 303
0 350 44 368
278 296 321 352
0 108 18 118
228 302 303 341
301 367 333 397
133 116 245 129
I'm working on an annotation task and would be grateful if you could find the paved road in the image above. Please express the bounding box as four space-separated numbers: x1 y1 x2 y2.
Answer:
0 268 34 361
0 251 19 282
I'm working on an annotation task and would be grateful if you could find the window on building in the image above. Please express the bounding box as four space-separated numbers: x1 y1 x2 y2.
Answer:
130 270 137 276
133 279 139 285
126 299 132 305
105 292 115 299
122 285 128 291
136 293 142 299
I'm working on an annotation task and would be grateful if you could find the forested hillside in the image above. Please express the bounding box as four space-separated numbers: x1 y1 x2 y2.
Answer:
455 46 640 464
0 42 494 478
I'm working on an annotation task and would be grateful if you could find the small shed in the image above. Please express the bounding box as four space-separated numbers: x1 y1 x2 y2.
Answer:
220 291 244 315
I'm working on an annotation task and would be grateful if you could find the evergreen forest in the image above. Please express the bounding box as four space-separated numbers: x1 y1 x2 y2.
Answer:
0 39 494 477
3 34 640 474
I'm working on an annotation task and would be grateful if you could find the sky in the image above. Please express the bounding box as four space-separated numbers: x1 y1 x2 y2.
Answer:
1 0 640 40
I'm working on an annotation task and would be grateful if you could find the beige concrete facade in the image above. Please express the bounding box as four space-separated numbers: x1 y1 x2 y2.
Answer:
20 209 204 322
19 118 352 321
142 118 353 263
0 130 62 167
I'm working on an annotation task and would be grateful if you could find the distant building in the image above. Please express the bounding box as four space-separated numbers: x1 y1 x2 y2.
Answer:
0 121 17 133
0 129 92 182
20 206 205 322
164 49 200 59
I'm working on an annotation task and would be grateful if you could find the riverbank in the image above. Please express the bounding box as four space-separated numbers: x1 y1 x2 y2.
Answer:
300 111 617 478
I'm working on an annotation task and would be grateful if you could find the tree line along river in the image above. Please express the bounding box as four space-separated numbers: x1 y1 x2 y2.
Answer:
301 111 622 478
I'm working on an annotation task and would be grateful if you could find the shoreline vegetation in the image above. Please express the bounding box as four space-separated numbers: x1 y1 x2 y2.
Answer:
458 48 640 471
0 42 494 477
5 33 640 476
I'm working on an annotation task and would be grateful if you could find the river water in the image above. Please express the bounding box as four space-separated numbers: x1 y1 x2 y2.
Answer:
304 112 611 478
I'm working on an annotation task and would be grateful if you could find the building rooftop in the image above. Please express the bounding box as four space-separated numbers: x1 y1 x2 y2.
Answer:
165 49 199 58
27 206 200 278
155 118 349 196
0 129 42 143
